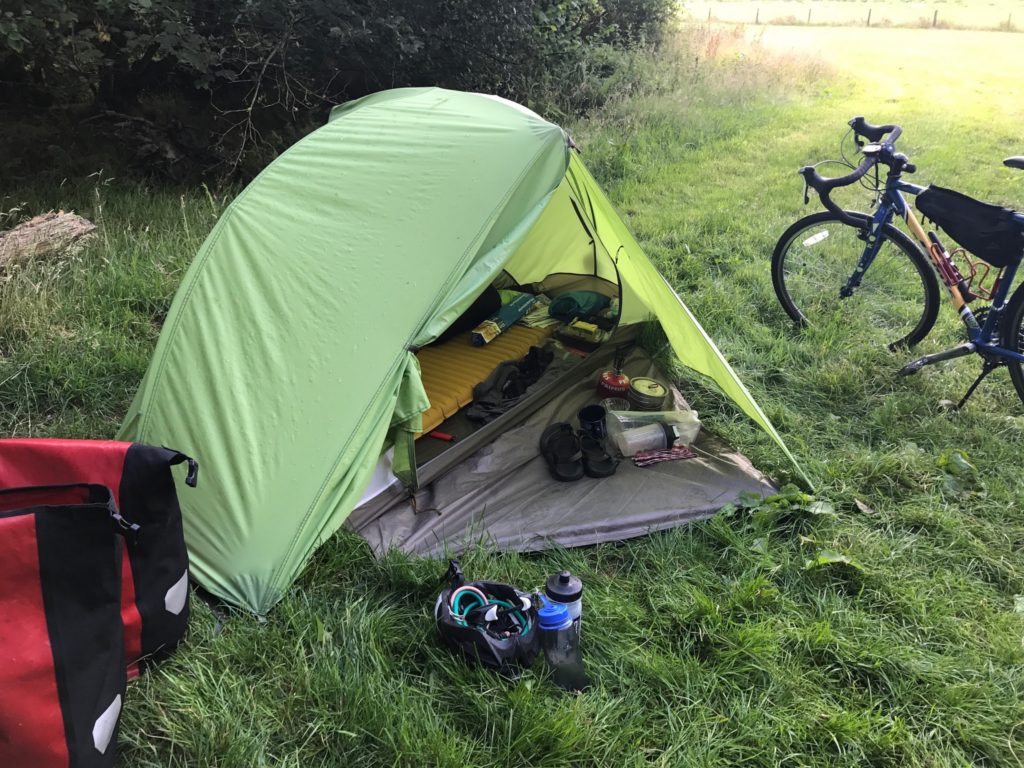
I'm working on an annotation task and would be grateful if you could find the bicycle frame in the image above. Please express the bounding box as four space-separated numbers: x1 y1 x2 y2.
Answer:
846 171 1024 365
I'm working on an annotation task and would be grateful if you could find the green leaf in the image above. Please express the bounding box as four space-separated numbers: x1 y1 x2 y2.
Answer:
936 448 981 495
736 490 764 509
808 500 835 516
804 550 864 572
937 449 977 478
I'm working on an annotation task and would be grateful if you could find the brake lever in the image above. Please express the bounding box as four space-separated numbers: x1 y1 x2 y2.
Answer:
802 178 810 205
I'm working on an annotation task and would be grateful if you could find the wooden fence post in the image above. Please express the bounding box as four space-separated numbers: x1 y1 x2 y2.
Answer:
866 8 872 27
755 7 760 24
933 10 938 27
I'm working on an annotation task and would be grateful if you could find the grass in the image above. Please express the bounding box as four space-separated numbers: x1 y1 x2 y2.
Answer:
3 23 1024 768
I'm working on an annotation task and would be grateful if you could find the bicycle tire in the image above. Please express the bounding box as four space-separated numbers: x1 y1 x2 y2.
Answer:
772 210 941 349
1002 281 1024 407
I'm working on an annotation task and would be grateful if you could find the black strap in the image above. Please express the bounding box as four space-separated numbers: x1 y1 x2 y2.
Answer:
164 448 199 487
444 560 465 590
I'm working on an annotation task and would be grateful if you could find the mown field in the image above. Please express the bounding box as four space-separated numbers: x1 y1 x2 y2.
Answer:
3 22 1024 768
686 0 1024 30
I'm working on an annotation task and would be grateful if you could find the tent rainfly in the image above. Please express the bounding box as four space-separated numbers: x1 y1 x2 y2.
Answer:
119 88 804 614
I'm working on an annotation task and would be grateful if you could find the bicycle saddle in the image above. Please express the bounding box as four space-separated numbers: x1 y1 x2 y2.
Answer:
1004 156 1024 170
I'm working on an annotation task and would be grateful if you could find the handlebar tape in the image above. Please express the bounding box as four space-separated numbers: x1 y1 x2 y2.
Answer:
849 116 902 144
798 156 875 228
799 155 874 194
795 119 905 229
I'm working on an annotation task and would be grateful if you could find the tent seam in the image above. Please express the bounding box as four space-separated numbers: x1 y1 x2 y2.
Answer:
135 97 424 439
267 131 569 602
402 131 568 349
135 218 229 439
134 122 342 439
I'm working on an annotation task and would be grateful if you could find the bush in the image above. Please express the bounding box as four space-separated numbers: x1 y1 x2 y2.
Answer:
0 0 674 178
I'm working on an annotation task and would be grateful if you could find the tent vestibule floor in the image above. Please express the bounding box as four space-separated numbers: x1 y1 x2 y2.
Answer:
349 351 775 557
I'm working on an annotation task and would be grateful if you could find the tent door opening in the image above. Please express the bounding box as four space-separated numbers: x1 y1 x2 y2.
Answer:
411 174 628 474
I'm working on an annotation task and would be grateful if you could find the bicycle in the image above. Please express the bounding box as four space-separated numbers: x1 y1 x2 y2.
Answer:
771 116 1024 409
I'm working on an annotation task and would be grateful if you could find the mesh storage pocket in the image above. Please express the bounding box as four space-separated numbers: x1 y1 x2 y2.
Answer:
916 185 1024 268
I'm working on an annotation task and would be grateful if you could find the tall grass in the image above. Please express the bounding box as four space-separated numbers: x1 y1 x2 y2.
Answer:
3 24 1024 767
0 181 226 437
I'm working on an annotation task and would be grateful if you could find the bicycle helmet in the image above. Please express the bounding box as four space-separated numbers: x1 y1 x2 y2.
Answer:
434 561 539 672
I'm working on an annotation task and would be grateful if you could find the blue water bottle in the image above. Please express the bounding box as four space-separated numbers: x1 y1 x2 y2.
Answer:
537 598 589 692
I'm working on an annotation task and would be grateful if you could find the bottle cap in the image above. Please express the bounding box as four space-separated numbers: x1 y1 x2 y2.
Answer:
537 599 572 630
545 570 583 602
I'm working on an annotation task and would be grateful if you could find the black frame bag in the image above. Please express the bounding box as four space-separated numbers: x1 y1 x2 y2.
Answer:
0 484 132 768
916 184 1024 268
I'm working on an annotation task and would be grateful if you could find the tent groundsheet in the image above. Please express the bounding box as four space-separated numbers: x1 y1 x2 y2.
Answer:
349 349 775 556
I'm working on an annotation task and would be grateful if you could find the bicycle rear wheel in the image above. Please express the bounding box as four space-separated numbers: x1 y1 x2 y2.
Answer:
772 211 940 349
1003 282 1024 407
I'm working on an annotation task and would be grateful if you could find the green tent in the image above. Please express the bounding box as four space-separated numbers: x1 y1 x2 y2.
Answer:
120 88 803 614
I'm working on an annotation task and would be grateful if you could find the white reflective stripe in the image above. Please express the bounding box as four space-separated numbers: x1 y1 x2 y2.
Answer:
802 230 830 247
93 694 121 754
164 570 189 615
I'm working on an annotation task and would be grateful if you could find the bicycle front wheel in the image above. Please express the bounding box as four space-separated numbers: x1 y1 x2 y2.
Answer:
1003 282 1024 407
772 211 940 349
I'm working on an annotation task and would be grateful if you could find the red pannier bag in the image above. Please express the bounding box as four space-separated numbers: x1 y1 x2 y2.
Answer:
0 439 197 676
0 484 131 768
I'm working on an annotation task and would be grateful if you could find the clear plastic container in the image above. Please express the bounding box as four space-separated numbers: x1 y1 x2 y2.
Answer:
613 423 676 457
607 410 701 456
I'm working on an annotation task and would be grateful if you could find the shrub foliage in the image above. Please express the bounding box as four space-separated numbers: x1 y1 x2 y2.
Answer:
0 0 673 176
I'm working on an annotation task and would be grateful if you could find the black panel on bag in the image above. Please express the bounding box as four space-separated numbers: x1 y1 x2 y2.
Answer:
119 444 191 668
35 493 125 768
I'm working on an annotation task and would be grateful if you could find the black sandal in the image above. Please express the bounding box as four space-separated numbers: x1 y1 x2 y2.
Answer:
579 433 618 478
539 423 584 482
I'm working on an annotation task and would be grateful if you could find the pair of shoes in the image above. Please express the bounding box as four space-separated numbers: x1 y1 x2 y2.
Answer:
539 423 618 481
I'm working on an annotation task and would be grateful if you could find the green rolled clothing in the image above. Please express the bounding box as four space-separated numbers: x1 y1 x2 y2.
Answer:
548 291 610 322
